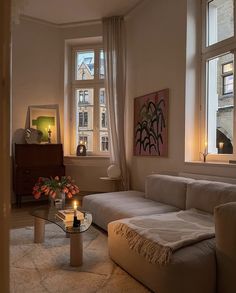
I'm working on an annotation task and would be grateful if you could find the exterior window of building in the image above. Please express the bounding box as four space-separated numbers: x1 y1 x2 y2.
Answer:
71 46 109 154
79 135 88 148
222 62 233 95
100 135 109 152
79 111 88 127
202 0 235 156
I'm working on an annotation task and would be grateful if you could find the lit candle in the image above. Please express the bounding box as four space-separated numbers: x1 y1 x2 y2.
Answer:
73 200 77 216
219 142 224 150
80 140 83 145
204 141 208 154
48 125 51 130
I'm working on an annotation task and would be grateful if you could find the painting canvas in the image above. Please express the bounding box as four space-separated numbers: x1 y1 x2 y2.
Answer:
134 89 168 156
29 106 59 143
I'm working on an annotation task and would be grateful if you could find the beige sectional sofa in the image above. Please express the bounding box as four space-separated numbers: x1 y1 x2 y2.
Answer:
82 174 236 293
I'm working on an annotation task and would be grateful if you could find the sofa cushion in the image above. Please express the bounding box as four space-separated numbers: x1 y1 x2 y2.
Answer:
145 174 194 209
186 180 236 214
82 190 179 231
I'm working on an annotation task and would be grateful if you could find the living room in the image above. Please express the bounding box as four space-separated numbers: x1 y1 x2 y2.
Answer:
1 0 236 292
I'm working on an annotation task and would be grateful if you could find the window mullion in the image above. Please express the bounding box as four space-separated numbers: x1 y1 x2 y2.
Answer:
233 51 236 155
93 85 100 154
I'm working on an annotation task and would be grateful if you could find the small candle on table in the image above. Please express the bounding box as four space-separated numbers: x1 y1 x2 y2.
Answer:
73 200 77 216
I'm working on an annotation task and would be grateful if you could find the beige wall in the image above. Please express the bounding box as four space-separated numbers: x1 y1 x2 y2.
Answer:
12 1 236 195
11 18 110 195
12 19 62 143
126 0 236 191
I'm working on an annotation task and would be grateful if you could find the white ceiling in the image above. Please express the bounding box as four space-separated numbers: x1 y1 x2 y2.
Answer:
21 0 143 24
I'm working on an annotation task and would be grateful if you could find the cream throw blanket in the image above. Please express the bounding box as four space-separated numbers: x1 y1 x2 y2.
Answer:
113 209 215 265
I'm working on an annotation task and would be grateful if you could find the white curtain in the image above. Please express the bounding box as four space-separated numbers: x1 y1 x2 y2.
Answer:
103 16 129 190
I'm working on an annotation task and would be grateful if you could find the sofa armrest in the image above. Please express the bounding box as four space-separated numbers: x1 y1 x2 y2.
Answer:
215 202 236 293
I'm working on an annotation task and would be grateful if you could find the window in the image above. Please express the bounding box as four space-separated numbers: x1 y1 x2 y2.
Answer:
71 46 109 155
79 136 88 148
222 62 233 95
79 111 88 127
100 135 109 152
202 0 235 156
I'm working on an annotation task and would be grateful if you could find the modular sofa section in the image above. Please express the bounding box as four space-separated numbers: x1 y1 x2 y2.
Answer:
145 174 193 210
108 220 216 293
83 190 179 231
186 180 236 214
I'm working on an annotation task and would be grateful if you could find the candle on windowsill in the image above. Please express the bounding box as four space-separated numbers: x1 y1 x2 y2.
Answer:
219 142 224 154
204 141 208 154
219 142 224 150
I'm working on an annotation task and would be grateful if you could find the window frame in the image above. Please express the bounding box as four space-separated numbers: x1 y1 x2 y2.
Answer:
201 0 236 161
70 44 109 156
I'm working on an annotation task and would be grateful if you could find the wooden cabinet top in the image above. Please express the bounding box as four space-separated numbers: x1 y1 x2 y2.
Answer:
14 144 64 167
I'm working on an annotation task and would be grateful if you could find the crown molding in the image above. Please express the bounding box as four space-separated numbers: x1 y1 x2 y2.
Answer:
124 0 147 20
20 15 101 28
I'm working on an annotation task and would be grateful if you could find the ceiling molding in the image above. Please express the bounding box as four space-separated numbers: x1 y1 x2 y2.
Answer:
20 14 101 28
19 0 146 28
124 0 146 17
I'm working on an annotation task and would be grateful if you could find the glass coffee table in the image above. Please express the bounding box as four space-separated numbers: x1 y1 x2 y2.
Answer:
31 206 92 266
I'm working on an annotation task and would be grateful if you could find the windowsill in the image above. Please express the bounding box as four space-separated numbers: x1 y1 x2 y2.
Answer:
64 155 110 160
185 160 236 167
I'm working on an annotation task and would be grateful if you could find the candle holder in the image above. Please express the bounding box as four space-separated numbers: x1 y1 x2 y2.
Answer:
73 216 81 228
48 128 52 144
200 151 208 162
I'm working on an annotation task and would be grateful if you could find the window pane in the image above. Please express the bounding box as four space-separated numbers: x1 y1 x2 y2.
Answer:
76 88 94 151
222 62 233 73
223 74 233 94
207 0 234 46
99 88 108 130
207 53 234 154
76 88 94 105
76 51 94 80
100 50 104 79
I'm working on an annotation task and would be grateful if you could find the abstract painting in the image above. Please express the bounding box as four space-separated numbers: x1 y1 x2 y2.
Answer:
134 89 168 156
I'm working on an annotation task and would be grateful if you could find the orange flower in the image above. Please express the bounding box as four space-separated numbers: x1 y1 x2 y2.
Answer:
67 192 72 198
34 191 41 199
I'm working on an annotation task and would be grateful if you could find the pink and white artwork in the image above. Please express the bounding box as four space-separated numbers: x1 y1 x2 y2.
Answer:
133 89 168 156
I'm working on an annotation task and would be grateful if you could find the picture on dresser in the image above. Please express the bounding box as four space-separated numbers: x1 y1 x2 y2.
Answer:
29 105 60 143
134 88 168 157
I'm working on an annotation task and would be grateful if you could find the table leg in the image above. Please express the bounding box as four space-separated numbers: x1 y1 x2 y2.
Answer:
34 217 45 243
70 233 83 266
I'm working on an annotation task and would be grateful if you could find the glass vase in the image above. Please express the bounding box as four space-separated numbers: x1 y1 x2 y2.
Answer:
50 191 65 209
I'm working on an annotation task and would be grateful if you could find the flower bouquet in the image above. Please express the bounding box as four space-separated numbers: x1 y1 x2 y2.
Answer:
32 176 79 200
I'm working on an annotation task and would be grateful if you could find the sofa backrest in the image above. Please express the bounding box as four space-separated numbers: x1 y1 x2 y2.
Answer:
186 180 236 214
145 174 194 209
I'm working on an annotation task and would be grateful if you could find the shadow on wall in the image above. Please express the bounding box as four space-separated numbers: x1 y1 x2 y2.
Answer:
12 128 25 145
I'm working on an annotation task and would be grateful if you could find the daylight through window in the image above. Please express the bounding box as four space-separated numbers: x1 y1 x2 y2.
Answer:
72 46 109 154
203 0 236 155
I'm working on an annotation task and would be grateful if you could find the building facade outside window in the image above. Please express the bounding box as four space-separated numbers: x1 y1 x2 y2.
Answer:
202 0 235 156
71 45 109 154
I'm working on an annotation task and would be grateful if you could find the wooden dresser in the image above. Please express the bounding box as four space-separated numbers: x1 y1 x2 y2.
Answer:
13 144 65 207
